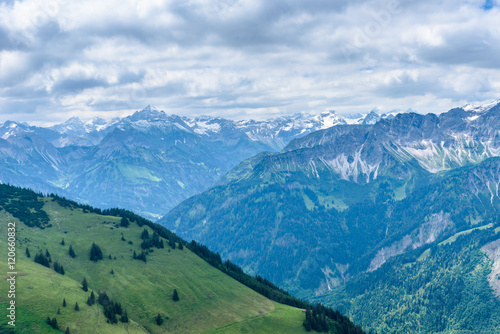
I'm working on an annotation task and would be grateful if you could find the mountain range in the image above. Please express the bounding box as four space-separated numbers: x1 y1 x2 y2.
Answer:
159 100 500 333
0 105 391 220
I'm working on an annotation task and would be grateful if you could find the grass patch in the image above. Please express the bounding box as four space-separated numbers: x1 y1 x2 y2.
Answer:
204 302 312 334
439 224 493 246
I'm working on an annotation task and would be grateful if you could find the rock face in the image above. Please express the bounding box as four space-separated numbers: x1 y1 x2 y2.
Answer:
160 101 500 296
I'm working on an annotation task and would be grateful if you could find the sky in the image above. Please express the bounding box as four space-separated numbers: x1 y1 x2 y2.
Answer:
0 0 499 126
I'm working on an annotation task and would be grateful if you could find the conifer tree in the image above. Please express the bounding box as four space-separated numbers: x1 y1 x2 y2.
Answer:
51 317 58 329
26 247 31 258
90 242 103 262
61 238 65 245
68 245 76 258
120 310 129 323
155 313 163 325
82 277 88 292
65 327 71 334
173 289 179 302
74 302 79 311
63 298 67 307
120 217 129 227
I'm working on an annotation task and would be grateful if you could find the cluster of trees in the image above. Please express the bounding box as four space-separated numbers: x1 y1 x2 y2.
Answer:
133 250 147 262
303 304 364 333
140 229 164 250
0 184 50 227
34 251 51 268
46 316 59 329
53 261 65 275
33 248 66 274
98 291 128 324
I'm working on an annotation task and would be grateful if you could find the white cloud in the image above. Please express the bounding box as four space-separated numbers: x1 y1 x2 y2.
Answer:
0 0 499 124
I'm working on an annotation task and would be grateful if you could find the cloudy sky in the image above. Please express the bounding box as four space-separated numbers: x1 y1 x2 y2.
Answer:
0 0 499 125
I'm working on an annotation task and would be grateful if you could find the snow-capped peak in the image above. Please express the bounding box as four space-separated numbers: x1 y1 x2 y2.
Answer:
50 117 86 135
128 105 167 122
463 99 500 113
362 110 381 125
312 110 347 129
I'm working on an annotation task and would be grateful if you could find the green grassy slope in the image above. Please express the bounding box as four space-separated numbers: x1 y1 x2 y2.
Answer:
205 302 312 334
0 193 311 333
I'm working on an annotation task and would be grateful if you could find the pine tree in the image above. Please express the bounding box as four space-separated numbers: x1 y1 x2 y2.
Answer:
82 277 88 292
90 242 103 262
74 302 79 311
45 249 51 261
63 298 67 307
169 239 176 249
57 307 61 314
114 302 123 315
120 217 129 227
121 234 126 241
65 327 71 334
68 245 76 258
141 228 149 239
61 238 65 245
155 313 163 325
26 247 31 258
110 269 114 274
51 317 58 329
178 242 183 250
120 310 129 323
173 289 179 302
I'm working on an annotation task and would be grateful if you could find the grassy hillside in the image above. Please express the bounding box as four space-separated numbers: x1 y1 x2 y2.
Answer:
205 302 309 334
0 186 315 333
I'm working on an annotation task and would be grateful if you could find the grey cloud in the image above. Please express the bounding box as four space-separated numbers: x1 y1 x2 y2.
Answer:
1 0 500 123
